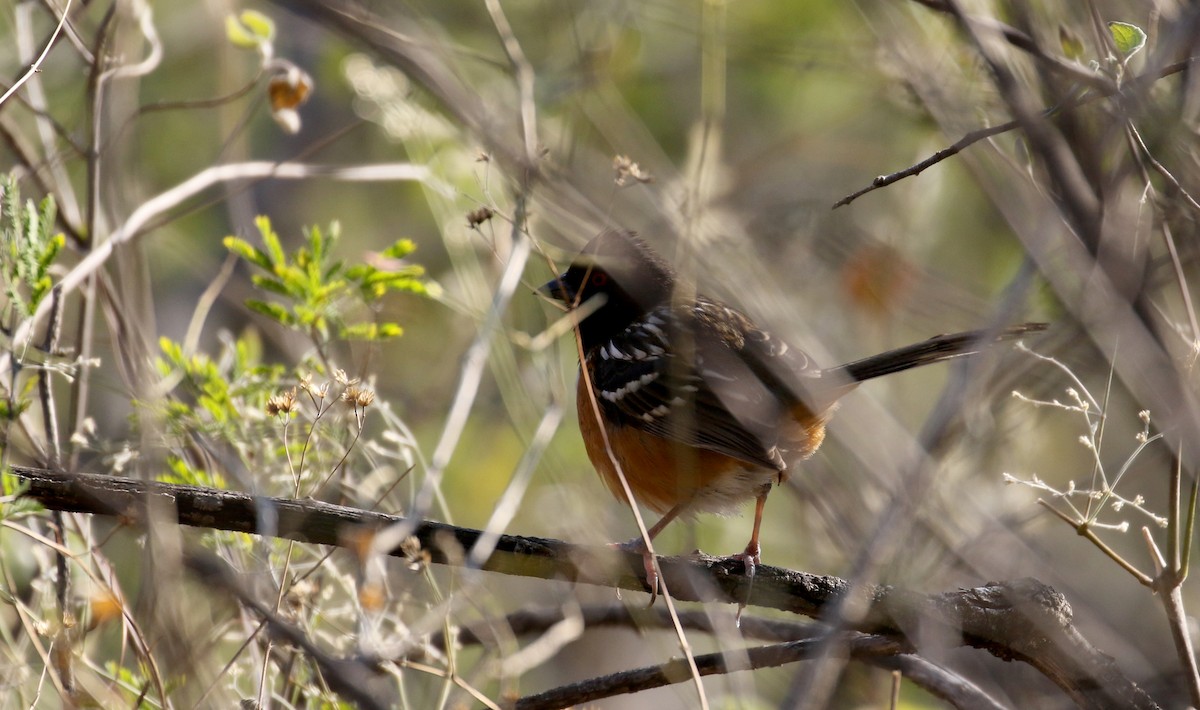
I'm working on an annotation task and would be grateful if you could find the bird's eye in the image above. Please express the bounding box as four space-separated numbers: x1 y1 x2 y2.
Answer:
590 272 608 287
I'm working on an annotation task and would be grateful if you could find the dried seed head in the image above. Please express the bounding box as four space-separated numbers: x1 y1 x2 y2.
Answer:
613 155 653 186
466 206 494 228
267 388 297 416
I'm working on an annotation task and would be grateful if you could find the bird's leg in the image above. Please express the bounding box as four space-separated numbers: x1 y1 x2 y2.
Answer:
728 485 771 624
611 502 688 602
731 485 770 579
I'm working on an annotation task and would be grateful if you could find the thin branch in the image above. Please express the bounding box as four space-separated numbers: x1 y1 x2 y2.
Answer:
435 604 1007 710
1126 122 1200 214
407 196 533 528
834 59 1194 208
514 634 909 710
483 0 539 169
833 118 1020 208
0 0 73 107
1036 499 1155 587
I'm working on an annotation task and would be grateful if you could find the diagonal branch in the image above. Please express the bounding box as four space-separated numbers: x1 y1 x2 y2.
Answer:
514 634 911 710
834 59 1194 208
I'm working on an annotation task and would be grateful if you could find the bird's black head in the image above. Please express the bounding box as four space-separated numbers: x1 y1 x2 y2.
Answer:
541 230 675 350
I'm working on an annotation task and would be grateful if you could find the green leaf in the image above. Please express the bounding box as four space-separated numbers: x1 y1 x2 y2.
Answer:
0 398 31 421
230 215 427 345
239 10 275 42
246 299 295 326
37 232 64 272
1059 25 1084 62
381 238 416 259
224 236 273 270
1 178 65 315
1108 21 1146 59
1 468 41 519
249 274 295 298
256 216 286 266
159 456 228 489
1 469 31 498
225 15 260 49
340 322 403 340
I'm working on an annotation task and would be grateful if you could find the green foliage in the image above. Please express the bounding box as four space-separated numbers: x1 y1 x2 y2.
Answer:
1108 21 1146 60
224 216 426 348
0 394 31 421
225 9 275 51
0 468 42 520
0 176 61 436
153 332 285 441
1 175 65 322
160 455 228 489
1058 25 1084 63
147 214 422 501
157 337 239 426
102 661 151 703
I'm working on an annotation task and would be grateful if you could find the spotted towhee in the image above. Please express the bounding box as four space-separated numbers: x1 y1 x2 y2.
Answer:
542 229 1044 586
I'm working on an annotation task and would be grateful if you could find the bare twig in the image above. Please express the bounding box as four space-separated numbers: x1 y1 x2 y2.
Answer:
482 0 538 168
0 0 73 108
1037 499 1155 587
833 118 1020 208
834 59 1194 209
435 605 1007 710
514 635 909 710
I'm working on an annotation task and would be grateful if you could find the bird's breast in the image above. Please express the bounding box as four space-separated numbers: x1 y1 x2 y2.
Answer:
577 376 782 515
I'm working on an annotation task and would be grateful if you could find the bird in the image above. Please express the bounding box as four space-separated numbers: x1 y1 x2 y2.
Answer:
541 229 1044 591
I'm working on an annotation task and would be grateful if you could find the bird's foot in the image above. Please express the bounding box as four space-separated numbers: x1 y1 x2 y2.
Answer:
609 537 659 606
725 541 761 626
729 543 761 579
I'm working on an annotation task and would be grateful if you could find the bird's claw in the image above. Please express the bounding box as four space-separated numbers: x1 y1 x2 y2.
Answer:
730 549 759 579
610 537 659 605
727 542 761 626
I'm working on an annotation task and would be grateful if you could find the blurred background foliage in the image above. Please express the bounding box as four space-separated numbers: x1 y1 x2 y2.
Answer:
2 0 1197 706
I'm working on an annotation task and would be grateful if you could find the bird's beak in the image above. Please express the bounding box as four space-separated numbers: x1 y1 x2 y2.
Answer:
539 274 573 303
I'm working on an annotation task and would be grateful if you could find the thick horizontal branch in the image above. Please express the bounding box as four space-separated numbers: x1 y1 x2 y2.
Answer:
11 466 1159 709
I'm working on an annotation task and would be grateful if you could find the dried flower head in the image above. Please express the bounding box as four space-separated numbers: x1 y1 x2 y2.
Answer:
400 535 430 571
268 65 313 134
467 206 494 228
266 388 297 416
613 155 652 186
342 385 375 408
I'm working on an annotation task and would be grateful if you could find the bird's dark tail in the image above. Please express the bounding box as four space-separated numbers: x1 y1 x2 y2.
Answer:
828 322 1047 384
